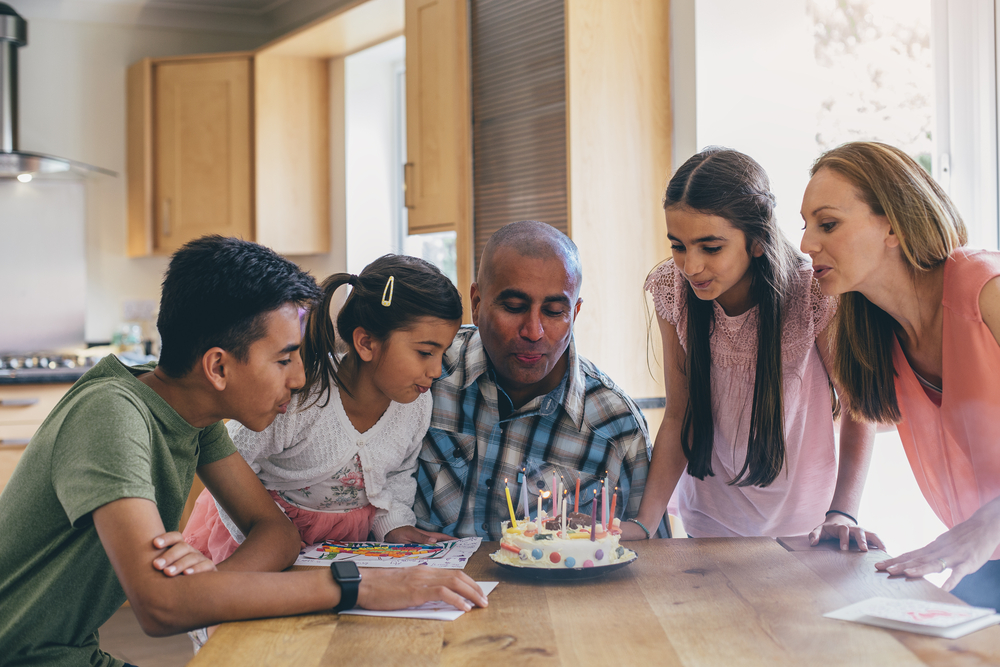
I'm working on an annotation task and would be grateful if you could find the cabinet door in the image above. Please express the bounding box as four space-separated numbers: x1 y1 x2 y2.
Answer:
155 58 252 254
404 0 472 236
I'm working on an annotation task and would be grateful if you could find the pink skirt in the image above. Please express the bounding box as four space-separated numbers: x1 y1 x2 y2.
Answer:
182 487 378 563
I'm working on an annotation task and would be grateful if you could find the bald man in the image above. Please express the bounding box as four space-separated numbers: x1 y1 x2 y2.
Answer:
414 221 655 540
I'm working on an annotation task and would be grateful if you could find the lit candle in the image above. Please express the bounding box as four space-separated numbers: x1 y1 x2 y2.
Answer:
504 480 518 529
601 481 608 530
590 489 597 541
561 497 567 537
609 487 618 531
537 491 545 524
519 473 530 522
574 477 580 513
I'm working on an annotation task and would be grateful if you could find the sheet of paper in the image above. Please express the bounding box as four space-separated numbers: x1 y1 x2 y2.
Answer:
294 537 482 569
339 582 499 621
824 597 1000 639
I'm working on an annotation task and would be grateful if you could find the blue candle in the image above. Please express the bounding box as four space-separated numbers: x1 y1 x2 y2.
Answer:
519 472 530 522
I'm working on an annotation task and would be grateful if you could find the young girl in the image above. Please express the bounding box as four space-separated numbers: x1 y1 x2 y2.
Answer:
183 254 464 560
620 147 881 548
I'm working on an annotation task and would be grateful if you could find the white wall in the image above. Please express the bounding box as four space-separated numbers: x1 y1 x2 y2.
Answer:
344 36 404 275
13 18 265 345
694 0 819 241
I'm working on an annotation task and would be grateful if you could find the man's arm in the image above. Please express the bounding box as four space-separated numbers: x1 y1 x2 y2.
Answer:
93 497 487 637
197 452 300 572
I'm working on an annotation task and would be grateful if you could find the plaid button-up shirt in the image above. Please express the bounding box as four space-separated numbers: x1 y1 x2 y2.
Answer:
414 326 652 540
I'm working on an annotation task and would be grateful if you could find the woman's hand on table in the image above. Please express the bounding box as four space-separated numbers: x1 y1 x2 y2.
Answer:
151 531 217 576
808 515 885 552
875 502 1000 591
383 525 455 544
357 568 487 611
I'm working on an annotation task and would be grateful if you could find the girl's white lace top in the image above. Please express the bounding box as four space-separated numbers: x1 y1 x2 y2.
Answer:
216 379 431 542
644 259 841 538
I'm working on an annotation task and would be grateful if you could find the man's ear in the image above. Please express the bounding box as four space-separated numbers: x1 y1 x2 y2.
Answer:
353 327 377 363
470 283 482 326
573 297 583 319
201 348 228 391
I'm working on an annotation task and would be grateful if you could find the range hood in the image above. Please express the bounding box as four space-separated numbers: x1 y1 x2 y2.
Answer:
0 3 115 179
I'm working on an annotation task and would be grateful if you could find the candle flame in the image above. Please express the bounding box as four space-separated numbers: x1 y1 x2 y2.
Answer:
541 491 551 499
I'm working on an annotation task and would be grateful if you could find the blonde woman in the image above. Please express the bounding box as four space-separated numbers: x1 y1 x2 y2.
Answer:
800 141 1000 608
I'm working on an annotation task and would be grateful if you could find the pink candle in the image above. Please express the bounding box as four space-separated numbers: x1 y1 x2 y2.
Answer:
590 490 597 541
574 477 580 513
552 473 558 515
610 487 618 531
601 481 608 530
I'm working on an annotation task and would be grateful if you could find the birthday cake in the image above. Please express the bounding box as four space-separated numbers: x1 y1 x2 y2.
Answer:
489 512 636 569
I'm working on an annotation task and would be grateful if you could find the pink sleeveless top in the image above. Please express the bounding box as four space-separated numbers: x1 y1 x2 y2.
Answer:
645 260 838 537
892 247 1000 559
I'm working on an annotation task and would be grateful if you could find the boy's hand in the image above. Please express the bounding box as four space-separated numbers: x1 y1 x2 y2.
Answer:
357 568 487 611
383 525 456 544
152 532 217 576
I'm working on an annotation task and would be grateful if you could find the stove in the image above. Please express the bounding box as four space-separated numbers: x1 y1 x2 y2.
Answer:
0 353 96 384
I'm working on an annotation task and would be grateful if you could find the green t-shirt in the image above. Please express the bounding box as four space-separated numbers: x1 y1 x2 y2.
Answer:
0 355 236 667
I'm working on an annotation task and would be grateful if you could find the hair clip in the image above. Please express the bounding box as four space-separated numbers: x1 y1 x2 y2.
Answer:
381 276 394 307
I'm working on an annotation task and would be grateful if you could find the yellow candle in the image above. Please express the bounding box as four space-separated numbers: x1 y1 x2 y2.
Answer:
504 480 518 529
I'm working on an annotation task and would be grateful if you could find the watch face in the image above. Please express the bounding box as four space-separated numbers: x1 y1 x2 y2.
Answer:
331 561 361 581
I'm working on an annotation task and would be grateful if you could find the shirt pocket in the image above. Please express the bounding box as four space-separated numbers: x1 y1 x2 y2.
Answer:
418 430 474 470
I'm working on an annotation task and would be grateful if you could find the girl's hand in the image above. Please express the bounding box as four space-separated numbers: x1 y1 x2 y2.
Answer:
618 519 652 541
808 515 886 552
383 525 456 544
151 532 217 576
875 507 1000 591
357 567 487 611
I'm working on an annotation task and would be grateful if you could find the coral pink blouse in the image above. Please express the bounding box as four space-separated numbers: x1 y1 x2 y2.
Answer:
892 247 1000 559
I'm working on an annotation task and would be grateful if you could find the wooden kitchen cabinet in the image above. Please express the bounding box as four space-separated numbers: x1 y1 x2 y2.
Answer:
128 54 254 257
0 383 72 493
127 52 332 257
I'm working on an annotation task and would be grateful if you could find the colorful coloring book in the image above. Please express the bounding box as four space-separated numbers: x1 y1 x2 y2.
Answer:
294 537 482 569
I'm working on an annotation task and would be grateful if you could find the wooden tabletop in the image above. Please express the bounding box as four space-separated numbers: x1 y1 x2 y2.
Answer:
190 537 1000 666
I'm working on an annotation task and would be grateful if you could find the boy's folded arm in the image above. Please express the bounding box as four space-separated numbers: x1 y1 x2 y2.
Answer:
93 497 488 636
197 452 301 572
92 496 342 636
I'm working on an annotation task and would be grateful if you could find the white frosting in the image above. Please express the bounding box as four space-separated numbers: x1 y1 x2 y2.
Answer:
490 519 636 569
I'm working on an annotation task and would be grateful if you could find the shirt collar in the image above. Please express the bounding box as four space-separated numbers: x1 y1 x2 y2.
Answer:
459 329 587 428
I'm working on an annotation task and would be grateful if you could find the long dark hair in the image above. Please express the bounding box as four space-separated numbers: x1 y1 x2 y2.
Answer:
811 142 966 423
300 254 463 408
665 148 803 487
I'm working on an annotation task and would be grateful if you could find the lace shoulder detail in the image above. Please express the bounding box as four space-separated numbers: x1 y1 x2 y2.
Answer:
645 259 689 339
777 264 837 360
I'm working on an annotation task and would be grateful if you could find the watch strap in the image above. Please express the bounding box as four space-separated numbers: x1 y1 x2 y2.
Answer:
330 563 361 612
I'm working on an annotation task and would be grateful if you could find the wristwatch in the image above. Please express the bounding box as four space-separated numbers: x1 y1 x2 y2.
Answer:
330 561 362 612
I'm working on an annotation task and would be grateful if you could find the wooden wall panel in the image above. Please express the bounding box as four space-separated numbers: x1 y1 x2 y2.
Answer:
566 0 672 401
254 54 331 255
470 0 568 276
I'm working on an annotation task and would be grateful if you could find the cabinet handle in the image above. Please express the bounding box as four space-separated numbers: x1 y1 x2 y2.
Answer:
403 163 414 209
0 438 30 446
162 198 172 237
0 398 39 407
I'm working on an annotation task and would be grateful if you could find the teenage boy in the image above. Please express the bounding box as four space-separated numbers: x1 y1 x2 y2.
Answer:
0 236 485 667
